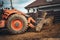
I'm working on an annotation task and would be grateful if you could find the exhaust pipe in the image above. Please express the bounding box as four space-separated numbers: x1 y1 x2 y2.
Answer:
10 0 13 9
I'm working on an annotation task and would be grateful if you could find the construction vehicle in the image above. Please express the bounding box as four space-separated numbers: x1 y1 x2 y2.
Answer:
0 0 54 34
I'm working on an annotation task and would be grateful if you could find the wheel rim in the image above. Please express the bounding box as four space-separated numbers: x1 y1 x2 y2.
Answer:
11 19 23 31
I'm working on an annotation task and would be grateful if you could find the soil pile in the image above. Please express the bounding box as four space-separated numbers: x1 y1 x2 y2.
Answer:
0 23 60 40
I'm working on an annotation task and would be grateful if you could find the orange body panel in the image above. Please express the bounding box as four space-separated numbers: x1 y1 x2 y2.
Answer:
0 20 5 28
28 17 36 23
28 17 36 28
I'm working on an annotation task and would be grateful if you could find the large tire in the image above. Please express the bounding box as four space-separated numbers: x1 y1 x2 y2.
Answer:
7 14 28 34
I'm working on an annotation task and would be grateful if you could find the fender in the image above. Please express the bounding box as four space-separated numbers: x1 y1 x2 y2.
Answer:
2 9 24 19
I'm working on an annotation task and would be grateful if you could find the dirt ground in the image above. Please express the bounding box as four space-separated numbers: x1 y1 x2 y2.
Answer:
0 23 60 40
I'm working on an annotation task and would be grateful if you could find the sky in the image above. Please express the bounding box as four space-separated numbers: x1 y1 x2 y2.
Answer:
2 0 35 13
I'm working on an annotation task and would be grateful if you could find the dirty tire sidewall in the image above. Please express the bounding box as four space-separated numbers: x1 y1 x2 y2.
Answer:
7 14 28 34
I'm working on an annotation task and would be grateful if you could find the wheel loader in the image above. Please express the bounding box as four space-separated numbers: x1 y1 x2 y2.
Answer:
0 0 54 34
